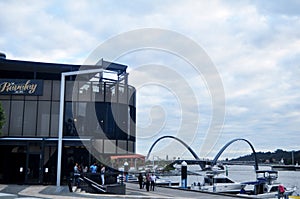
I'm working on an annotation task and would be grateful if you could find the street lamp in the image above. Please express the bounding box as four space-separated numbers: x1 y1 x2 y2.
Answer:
124 161 129 182
181 161 187 189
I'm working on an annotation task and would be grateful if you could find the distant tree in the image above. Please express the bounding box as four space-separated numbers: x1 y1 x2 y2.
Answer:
0 102 5 135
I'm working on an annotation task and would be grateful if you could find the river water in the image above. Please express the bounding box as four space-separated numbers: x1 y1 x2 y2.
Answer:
167 165 300 193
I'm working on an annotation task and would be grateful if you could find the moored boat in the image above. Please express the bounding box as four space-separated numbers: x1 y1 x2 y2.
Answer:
238 170 296 198
191 167 245 193
155 176 180 186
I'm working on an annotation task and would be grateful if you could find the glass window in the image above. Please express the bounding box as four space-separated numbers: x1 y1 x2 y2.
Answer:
104 140 116 154
105 104 116 139
128 87 136 107
104 83 112 102
110 84 117 103
129 106 136 139
23 101 37 136
93 139 103 153
117 140 127 154
52 81 60 101
128 141 134 154
50 102 59 137
115 104 128 140
75 102 87 136
9 100 24 136
0 100 10 136
92 82 104 102
38 80 52 100
65 81 77 102
118 84 127 104
64 102 77 136
37 101 51 136
78 81 91 102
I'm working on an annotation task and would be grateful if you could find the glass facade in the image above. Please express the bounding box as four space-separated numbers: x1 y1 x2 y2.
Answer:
0 66 136 184
0 80 136 140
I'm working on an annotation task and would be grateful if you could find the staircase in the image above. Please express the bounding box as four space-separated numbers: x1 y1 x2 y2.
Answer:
71 175 125 195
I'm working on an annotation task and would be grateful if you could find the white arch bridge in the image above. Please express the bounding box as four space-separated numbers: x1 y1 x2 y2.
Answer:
146 136 259 171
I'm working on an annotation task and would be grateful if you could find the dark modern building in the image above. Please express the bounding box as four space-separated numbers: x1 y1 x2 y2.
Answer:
0 52 136 185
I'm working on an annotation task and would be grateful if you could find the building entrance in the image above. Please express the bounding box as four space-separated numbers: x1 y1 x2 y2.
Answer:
25 154 41 184
24 142 44 184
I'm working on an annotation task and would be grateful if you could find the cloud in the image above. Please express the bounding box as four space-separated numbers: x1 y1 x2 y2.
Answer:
1 0 300 158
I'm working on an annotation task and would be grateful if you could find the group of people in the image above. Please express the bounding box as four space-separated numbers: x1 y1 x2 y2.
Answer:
138 173 157 191
73 162 106 187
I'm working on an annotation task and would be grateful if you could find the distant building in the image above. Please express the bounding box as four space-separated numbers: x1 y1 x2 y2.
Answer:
110 154 145 170
0 53 136 184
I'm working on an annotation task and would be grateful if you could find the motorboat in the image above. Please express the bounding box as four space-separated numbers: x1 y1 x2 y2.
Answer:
155 176 179 186
191 167 246 193
238 170 296 198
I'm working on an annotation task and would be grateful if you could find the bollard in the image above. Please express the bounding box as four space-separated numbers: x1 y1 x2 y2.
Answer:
181 161 187 188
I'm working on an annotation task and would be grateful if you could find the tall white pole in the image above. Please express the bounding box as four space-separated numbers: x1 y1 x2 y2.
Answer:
56 68 104 186
56 74 65 186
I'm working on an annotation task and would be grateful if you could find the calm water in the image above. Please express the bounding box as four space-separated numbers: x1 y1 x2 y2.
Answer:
167 165 300 192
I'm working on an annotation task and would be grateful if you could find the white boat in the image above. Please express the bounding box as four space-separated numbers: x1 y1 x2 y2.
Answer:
238 170 296 198
155 176 179 186
191 167 245 193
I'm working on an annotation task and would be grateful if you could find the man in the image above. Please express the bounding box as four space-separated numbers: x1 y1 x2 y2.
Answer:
150 173 157 191
73 163 81 187
90 162 97 173
100 165 105 185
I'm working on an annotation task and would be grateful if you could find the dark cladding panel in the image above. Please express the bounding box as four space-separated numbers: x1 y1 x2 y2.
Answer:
50 101 59 137
23 101 37 136
38 80 51 100
52 81 60 101
37 101 51 136
9 101 24 136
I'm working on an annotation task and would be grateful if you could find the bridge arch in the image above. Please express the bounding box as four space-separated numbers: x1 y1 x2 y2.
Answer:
146 135 200 160
211 138 258 170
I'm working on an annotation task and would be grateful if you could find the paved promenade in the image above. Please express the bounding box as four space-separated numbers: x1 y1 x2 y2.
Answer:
0 183 247 199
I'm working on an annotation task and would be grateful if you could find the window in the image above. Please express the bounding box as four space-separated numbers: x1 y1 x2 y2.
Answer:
117 140 127 154
104 140 116 154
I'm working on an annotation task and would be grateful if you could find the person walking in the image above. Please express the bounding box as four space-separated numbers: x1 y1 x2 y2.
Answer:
100 165 105 185
142 173 147 189
145 173 150 191
73 163 81 187
150 173 157 191
138 173 143 189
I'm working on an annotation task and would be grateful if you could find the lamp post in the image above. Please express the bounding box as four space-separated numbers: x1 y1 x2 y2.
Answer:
181 161 187 189
57 68 104 186
124 161 129 182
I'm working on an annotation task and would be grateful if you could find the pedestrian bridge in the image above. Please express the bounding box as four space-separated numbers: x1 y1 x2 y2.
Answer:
147 136 259 170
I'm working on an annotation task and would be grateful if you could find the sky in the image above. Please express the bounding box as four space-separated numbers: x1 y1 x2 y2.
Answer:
1 0 300 160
